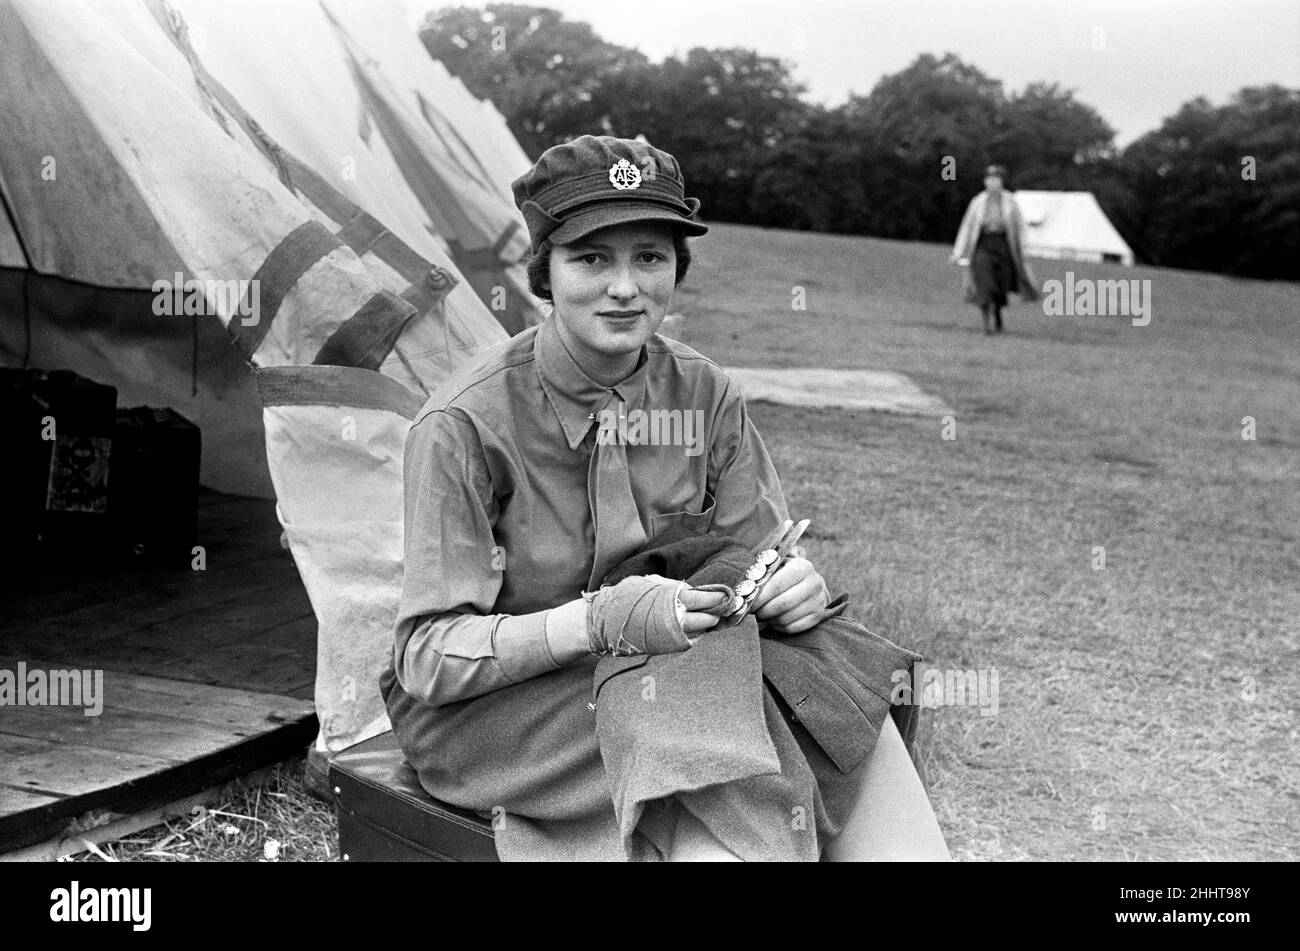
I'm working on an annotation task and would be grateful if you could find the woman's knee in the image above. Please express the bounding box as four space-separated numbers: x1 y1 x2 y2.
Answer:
824 716 951 862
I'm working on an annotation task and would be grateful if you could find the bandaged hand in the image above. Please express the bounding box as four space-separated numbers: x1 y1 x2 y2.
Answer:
584 574 729 656
751 555 830 635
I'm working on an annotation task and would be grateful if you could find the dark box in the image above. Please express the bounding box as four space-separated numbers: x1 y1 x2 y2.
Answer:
0 367 118 567
108 407 201 568
330 731 498 862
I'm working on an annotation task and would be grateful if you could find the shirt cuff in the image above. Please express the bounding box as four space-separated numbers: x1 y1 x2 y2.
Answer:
493 609 563 684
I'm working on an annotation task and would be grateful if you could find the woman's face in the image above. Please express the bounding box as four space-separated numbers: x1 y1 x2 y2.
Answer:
548 220 677 378
984 174 1003 192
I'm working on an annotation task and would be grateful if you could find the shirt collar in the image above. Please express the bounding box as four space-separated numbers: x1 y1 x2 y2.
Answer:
534 318 650 451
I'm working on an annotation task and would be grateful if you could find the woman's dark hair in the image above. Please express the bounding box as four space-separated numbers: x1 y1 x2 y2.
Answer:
525 227 693 302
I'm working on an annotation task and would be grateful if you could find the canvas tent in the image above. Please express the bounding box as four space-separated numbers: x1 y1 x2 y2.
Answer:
1014 191 1135 266
0 0 539 763
333 8 533 206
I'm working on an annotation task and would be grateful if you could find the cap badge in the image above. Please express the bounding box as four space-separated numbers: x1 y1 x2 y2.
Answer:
608 158 642 190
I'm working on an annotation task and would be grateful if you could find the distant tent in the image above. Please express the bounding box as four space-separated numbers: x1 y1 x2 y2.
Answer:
0 0 541 757
1014 191 1135 266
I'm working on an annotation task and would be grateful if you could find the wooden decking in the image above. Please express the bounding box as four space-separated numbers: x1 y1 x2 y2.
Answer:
0 491 319 854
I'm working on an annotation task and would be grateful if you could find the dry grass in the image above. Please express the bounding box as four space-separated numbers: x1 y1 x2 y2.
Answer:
75 222 1298 861
63 758 336 862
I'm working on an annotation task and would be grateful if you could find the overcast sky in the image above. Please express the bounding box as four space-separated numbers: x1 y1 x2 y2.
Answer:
405 0 1300 145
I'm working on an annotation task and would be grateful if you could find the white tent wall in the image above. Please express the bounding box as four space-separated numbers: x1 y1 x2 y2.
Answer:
479 97 534 187
0 0 531 755
1014 190 1135 266
166 0 540 334
316 0 540 333
444 72 535 197
166 0 462 277
0 0 190 286
325 0 531 201
345 1 534 201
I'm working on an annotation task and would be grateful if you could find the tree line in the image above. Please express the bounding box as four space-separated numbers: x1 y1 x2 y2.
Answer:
422 4 1300 280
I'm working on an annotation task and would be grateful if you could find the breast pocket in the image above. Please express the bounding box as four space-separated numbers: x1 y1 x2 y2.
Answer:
648 491 716 542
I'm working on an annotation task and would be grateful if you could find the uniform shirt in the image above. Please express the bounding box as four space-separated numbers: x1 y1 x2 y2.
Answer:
392 317 789 707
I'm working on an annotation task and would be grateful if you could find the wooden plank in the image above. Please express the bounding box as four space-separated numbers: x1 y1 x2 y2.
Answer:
4 650 318 707
0 734 56 756
0 591 316 694
0 705 269 764
285 681 315 701
114 591 314 655
0 583 317 697
2 684 308 736
257 614 318 651
0 714 318 853
11 641 192 682
1 740 174 801
0 575 311 657
0 494 299 635
0 549 296 633
0 492 316 698
0 787 63 817
0 659 314 718
0 491 323 851
151 644 317 698
0 667 317 849
0 771 276 862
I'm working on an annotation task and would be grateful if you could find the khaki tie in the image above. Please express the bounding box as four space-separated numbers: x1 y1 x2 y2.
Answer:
587 390 648 590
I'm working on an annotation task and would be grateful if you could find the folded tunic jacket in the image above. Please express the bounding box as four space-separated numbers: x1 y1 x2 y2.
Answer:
381 528 922 861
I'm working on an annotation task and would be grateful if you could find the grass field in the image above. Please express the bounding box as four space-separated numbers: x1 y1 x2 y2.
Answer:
682 223 1299 861
80 221 1298 861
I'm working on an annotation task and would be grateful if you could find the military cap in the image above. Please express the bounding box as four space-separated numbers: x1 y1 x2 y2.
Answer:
511 134 708 253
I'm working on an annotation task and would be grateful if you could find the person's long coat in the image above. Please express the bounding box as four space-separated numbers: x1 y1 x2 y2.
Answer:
952 190 1039 303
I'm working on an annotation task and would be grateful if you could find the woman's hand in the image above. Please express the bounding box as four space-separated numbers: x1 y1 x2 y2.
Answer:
579 575 732 657
751 554 830 635
680 587 731 635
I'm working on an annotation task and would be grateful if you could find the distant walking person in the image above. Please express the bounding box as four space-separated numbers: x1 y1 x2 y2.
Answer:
951 165 1038 334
